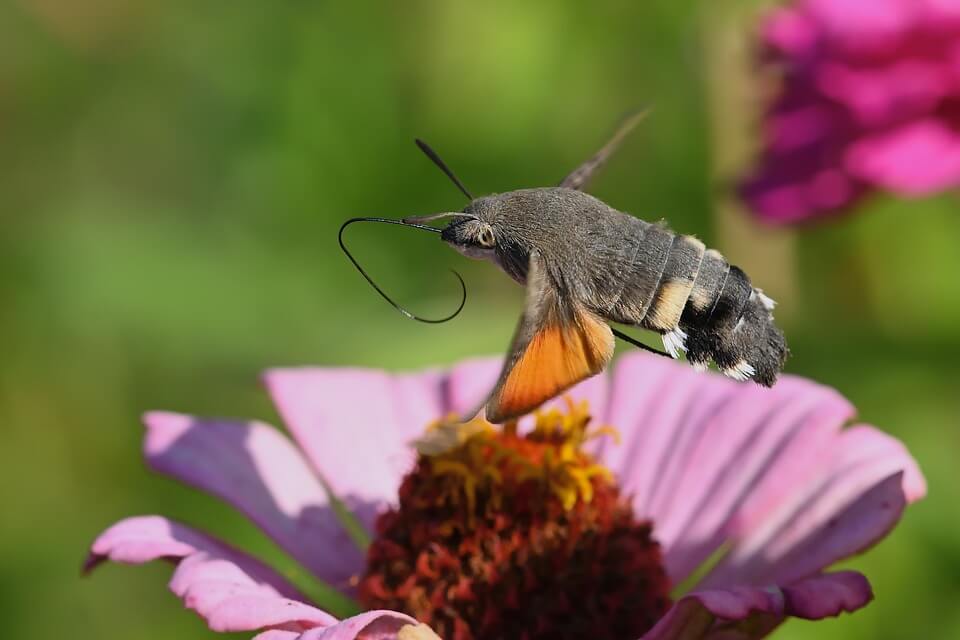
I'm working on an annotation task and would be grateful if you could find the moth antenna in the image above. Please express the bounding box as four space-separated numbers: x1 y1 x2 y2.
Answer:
611 327 671 358
415 139 474 201
559 107 652 191
338 216 467 324
403 211 477 224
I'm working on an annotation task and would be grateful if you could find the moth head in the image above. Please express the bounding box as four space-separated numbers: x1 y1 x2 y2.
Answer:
438 194 539 285
441 207 498 261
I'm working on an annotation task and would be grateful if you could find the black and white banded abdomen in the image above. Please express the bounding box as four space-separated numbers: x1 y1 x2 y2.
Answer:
604 220 788 386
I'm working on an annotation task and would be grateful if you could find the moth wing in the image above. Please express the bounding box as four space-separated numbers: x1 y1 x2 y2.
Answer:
483 250 615 424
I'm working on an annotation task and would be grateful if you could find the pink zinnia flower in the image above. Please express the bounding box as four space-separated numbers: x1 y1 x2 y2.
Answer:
86 352 924 639
740 0 960 223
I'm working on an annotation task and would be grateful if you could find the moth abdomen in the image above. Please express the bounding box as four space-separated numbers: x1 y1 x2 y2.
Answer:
621 231 788 386
681 248 726 326
641 234 706 334
679 257 787 386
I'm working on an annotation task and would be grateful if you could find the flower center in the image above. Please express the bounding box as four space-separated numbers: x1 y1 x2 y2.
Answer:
358 400 672 640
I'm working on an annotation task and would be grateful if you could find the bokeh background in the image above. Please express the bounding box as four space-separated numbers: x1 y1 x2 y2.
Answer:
2 1 958 638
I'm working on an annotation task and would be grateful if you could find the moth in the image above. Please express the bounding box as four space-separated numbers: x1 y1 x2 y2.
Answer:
341 112 788 423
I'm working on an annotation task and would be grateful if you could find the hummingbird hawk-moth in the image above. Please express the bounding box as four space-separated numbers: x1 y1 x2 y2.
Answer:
340 112 789 423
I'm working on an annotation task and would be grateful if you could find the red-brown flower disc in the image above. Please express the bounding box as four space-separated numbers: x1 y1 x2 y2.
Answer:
359 407 672 640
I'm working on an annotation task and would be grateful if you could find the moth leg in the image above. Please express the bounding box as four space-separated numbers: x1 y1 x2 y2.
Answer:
558 108 650 191
610 327 670 358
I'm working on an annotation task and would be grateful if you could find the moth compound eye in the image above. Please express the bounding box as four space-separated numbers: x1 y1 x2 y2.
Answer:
478 226 496 248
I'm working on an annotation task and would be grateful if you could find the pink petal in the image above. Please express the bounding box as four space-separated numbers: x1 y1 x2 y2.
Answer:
765 105 837 154
641 571 872 639
847 119 960 194
85 514 213 572
443 356 504 416
86 515 301 599
263 367 448 510
171 551 338 632
602 355 852 583
253 610 418 640
88 516 418 636
782 571 874 619
635 376 734 527
143 412 362 591
739 104 866 224
816 59 947 127
802 0 916 53
922 0 960 27
593 353 694 480
662 378 856 582
86 515 345 633
762 8 819 58
701 427 925 588
740 165 866 224
598 352 924 590
600 352 734 522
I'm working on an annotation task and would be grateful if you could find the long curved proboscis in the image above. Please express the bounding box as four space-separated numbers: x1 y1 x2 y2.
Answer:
338 216 467 324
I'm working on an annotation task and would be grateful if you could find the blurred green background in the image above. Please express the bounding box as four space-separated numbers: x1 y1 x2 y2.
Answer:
1 1 958 638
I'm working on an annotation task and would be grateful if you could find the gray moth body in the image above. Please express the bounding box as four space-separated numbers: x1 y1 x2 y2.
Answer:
442 186 788 386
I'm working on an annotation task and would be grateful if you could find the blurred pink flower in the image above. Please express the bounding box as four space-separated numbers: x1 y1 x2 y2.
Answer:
741 0 960 223
86 353 924 639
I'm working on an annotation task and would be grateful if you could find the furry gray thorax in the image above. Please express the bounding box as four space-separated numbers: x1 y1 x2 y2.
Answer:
461 188 667 311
